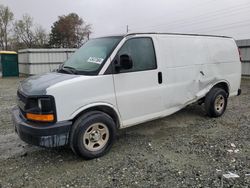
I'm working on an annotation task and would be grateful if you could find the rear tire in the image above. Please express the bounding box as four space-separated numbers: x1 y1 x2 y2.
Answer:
70 111 116 159
205 88 228 117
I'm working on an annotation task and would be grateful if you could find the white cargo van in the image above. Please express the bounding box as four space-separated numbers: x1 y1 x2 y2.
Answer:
12 33 241 159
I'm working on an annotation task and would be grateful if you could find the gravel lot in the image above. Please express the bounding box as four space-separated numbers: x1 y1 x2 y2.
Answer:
0 77 249 188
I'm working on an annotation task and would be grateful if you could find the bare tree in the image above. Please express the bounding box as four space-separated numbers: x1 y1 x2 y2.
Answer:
13 14 35 48
34 25 48 47
0 5 14 50
13 14 48 49
75 22 92 47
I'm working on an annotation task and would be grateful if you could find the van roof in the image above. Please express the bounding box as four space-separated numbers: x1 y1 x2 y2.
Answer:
97 33 231 39
125 32 232 38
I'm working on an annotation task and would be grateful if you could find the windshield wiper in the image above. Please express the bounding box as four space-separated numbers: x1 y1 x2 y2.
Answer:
59 66 78 74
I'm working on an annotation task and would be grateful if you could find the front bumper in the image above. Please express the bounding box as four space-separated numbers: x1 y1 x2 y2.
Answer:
11 107 72 147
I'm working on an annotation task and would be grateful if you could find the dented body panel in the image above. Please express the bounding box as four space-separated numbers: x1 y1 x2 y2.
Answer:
152 35 241 111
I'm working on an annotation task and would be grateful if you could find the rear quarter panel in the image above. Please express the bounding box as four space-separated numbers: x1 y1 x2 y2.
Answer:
204 37 241 96
154 35 241 111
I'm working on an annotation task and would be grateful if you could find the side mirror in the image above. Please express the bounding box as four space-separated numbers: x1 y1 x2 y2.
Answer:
115 54 133 71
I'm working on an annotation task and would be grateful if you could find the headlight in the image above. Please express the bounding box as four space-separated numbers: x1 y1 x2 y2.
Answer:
38 98 53 113
25 96 56 122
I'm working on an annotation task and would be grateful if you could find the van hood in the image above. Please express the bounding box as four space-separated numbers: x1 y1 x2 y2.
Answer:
18 72 80 95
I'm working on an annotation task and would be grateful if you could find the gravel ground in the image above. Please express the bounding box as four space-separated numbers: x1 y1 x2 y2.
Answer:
0 77 249 188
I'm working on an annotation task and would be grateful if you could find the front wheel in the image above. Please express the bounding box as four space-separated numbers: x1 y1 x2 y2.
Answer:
205 88 228 117
70 111 116 159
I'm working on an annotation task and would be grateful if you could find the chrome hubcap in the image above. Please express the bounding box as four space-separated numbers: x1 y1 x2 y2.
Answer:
83 123 109 152
214 94 225 113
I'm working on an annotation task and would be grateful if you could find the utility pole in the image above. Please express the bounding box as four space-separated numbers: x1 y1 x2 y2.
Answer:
126 25 129 33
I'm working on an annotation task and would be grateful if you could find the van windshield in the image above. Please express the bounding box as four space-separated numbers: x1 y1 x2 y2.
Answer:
62 36 122 75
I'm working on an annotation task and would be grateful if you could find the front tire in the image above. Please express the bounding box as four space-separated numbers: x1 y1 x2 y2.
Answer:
205 88 228 117
70 111 116 159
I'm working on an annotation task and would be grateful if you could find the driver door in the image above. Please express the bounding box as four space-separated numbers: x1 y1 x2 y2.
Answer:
113 37 164 126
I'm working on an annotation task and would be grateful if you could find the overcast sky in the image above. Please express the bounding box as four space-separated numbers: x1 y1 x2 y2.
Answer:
1 0 250 40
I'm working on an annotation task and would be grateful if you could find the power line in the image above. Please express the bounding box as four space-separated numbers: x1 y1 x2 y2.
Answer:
187 19 250 32
132 5 250 31
195 22 250 33
113 0 219 30
158 8 250 31
131 2 250 31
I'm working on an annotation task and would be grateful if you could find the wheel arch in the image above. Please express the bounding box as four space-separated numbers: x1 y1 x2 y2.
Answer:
70 103 122 129
198 80 230 104
211 80 230 96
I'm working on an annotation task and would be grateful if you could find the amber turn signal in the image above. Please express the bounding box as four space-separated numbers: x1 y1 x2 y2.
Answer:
26 113 54 122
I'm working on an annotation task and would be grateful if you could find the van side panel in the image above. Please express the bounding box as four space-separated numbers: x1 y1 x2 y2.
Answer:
204 38 241 96
155 35 241 113
118 35 241 128
155 35 210 109
156 35 211 68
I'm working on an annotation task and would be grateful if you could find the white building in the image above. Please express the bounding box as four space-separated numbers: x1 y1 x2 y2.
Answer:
18 49 76 75
236 39 250 76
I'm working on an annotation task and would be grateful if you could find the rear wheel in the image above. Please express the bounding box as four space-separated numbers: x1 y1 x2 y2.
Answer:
205 88 228 117
70 111 116 159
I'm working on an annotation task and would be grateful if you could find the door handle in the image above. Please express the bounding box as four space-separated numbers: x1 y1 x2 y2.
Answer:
158 72 162 84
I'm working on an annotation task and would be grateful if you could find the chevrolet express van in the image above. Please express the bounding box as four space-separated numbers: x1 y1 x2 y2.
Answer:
12 33 241 159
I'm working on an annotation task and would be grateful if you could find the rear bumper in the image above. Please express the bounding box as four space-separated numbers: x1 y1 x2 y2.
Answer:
11 107 72 147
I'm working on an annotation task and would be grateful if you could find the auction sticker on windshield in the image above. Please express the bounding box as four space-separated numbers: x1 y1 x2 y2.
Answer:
87 57 104 64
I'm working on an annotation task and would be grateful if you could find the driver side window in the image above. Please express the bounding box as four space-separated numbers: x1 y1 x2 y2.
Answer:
117 37 157 73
